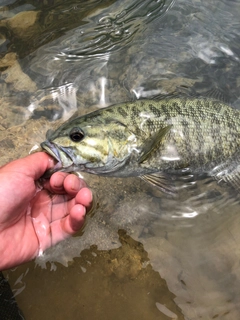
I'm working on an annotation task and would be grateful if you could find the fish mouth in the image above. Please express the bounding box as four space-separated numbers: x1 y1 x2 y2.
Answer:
41 140 61 162
41 140 75 177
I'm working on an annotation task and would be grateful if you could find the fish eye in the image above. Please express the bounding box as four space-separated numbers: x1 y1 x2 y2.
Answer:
69 127 84 142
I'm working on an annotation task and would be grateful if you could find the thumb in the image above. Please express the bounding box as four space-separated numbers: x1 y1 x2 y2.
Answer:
1 152 55 181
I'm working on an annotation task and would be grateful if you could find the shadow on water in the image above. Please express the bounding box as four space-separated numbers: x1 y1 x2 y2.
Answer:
1 0 240 319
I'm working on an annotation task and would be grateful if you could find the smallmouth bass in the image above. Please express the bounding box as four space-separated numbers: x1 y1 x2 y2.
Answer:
41 96 240 192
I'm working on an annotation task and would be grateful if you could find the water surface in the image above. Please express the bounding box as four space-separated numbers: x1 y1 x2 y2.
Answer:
1 0 240 319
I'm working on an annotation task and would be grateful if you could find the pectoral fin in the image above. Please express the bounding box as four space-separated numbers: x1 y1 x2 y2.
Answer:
138 125 172 164
141 172 175 194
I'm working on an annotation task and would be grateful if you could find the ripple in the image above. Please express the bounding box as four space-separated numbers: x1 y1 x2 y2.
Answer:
54 0 175 59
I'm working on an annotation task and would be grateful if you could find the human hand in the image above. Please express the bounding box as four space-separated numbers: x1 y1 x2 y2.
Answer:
0 152 92 270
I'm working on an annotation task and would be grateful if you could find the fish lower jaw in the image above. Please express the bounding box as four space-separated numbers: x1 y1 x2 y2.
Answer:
55 162 76 173
42 163 77 178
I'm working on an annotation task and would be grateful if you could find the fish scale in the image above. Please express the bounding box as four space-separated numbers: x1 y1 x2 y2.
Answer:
41 96 240 192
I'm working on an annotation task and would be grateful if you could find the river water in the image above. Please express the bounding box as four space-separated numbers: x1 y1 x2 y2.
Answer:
1 0 240 319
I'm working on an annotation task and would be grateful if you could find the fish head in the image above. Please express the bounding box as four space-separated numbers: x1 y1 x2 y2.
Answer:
41 113 138 176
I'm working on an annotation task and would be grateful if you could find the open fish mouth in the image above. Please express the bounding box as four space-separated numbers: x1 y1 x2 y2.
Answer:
41 140 75 177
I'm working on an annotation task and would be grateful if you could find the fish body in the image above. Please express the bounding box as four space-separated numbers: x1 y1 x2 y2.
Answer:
41 96 240 190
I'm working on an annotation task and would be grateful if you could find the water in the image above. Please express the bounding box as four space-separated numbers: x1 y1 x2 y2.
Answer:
1 0 240 319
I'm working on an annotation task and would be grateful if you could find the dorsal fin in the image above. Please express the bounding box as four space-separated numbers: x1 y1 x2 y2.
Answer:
203 88 230 103
152 87 230 104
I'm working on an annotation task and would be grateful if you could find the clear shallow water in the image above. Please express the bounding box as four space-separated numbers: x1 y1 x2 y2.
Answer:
1 0 240 319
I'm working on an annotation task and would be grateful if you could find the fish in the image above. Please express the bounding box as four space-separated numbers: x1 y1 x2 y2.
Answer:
40 95 240 192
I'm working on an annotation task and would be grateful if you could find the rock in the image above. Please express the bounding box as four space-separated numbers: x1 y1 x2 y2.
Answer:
0 11 39 39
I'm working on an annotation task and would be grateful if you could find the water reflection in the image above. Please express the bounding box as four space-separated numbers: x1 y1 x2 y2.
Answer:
1 0 240 319
28 83 78 121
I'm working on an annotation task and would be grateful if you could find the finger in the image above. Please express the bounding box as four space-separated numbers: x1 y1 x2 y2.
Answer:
65 204 86 233
1 152 55 181
46 173 87 196
63 174 87 196
76 188 93 208
50 186 92 221
47 172 69 194
50 204 86 245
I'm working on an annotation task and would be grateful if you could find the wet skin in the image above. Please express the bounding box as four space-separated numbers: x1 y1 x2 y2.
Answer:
0 152 92 271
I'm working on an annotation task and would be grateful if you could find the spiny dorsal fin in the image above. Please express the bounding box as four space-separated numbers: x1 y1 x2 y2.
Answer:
152 91 184 101
152 87 230 103
138 125 172 164
203 88 230 103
